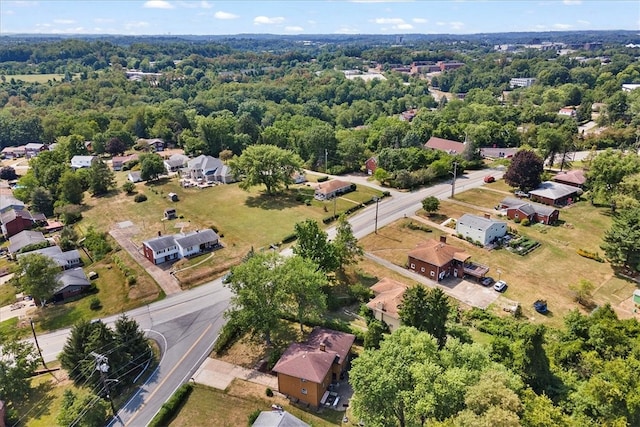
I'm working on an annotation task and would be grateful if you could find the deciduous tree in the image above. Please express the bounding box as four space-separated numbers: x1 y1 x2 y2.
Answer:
15 253 61 305
398 286 450 348
279 255 327 332
88 159 115 196
229 144 303 195
333 215 363 270
0 336 39 415
421 196 440 216
601 206 640 271
293 219 338 272
504 150 544 191
139 153 165 181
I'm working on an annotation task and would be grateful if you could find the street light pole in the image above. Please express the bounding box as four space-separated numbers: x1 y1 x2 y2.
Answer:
373 196 380 234
91 352 117 415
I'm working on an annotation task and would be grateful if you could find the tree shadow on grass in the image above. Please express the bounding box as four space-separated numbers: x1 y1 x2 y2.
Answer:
18 378 55 424
244 191 302 210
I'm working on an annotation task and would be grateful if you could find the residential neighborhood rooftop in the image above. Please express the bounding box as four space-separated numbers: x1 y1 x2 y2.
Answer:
408 238 471 267
458 213 506 231
529 181 581 200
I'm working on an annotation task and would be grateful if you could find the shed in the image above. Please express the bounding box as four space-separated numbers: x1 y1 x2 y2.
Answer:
634 290 640 306
164 208 177 220
168 193 179 202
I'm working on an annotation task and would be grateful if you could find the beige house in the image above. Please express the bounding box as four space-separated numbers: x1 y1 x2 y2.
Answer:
366 278 408 332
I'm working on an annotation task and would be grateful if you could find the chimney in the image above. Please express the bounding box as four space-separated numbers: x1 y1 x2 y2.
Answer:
484 213 491 219
440 235 447 243
320 342 326 352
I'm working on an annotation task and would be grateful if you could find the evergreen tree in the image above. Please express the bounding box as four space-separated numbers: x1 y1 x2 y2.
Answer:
333 214 363 270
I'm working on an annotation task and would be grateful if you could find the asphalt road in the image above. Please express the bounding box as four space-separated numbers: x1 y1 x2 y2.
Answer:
29 166 502 426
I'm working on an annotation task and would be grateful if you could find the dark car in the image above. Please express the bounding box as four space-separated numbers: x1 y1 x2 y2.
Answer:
480 276 495 287
533 300 548 314
221 272 232 284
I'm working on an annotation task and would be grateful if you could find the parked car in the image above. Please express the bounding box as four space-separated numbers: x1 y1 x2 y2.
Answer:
480 276 495 287
514 190 529 198
493 280 507 292
484 175 495 183
221 272 232 284
533 299 548 314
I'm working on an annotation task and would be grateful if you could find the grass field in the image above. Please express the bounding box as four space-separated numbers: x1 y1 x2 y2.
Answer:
170 380 344 426
3 73 79 83
360 191 637 328
81 173 383 286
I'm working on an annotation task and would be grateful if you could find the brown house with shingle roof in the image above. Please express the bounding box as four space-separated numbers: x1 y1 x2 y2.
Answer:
272 328 355 407
314 180 354 200
553 169 586 188
366 278 408 332
408 236 488 281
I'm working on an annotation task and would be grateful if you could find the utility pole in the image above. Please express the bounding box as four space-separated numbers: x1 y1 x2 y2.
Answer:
333 195 337 217
373 196 380 234
325 149 328 173
450 161 458 198
30 319 47 369
91 352 117 415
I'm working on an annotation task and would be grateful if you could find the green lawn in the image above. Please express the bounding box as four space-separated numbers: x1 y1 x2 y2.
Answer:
3 73 79 83
170 382 343 427
361 198 636 328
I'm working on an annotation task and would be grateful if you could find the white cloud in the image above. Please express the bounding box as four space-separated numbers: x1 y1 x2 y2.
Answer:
285 26 303 32
553 23 573 29
436 21 446 26
177 1 212 8
563 0 581 4
253 16 285 25
413 18 427 24
335 26 359 34
199 1 212 8
53 19 75 24
125 21 151 30
214 11 238 20
307 20 317 25
373 18 405 25
577 19 590 25
94 18 115 24
450 21 464 30
8 1 38 6
2 10 15 15
396 23 413 30
143 1 173 9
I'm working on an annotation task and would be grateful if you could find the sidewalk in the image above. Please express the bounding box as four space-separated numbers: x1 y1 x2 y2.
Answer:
192 358 278 390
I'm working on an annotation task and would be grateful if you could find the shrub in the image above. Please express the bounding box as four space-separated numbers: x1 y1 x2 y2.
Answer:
521 218 530 226
406 222 432 233
248 409 261 426
213 318 243 354
280 233 297 244
122 181 135 194
149 383 193 427
126 275 137 285
513 217 521 224
89 297 102 310
317 175 329 182
265 387 274 397
576 248 605 262
134 193 147 203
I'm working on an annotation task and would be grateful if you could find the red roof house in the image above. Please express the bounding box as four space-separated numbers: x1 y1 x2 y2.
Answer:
424 136 466 155
553 169 586 188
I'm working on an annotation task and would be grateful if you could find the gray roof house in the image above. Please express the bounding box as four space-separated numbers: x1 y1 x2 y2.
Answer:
252 410 309 427
184 155 235 184
8 230 48 255
18 246 81 270
456 213 507 246
498 197 560 225
528 181 581 206
54 268 91 301
142 229 220 265
164 154 190 173
0 195 25 214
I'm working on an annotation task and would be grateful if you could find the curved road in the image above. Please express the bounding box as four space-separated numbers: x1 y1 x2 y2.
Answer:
30 167 503 426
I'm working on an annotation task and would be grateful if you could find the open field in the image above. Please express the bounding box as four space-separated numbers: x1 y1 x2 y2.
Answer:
82 173 382 286
2 73 79 83
170 381 343 427
360 191 638 328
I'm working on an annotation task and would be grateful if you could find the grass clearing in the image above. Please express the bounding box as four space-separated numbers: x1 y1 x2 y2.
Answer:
170 382 343 427
3 73 79 83
361 199 636 329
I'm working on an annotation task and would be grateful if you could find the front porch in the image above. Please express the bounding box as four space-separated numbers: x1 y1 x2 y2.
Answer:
463 262 490 279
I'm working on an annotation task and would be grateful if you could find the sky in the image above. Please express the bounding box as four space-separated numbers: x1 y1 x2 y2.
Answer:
0 0 639 36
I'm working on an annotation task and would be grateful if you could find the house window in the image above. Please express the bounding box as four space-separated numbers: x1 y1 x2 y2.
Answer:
410 263 415 269
301 388 307 395
421 267 425 272
430 271 435 277
301 378 306 383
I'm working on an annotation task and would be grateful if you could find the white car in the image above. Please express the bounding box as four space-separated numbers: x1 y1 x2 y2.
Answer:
493 280 507 292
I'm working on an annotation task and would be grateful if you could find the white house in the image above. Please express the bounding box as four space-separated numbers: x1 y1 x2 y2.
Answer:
456 213 507 246
142 235 180 265
70 155 97 169
175 229 219 258
164 153 189 174
184 155 235 184
142 229 219 265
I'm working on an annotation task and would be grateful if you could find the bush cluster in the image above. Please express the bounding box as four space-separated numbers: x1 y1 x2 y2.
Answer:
317 175 329 182
576 248 605 262
149 383 193 427
134 193 147 203
112 255 137 285
405 221 432 233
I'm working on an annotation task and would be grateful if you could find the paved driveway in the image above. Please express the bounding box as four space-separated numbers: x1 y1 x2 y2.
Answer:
109 222 182 295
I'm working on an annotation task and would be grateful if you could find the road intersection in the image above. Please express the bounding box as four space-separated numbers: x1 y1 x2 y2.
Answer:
29 167 503 426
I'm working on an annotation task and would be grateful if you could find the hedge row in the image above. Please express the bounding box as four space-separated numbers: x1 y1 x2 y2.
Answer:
577 248 605 262
112 254 137 285
148 383 193 427
322 195 385 224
